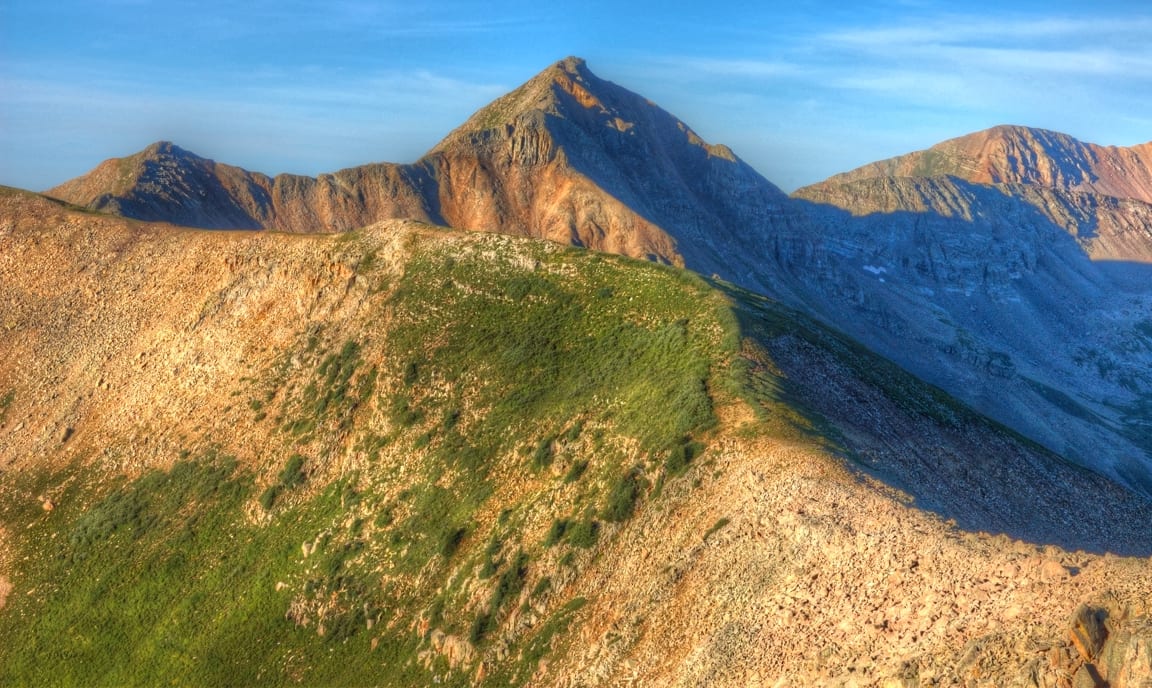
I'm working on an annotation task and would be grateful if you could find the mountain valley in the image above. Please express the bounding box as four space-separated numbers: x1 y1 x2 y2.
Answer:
3 58 1152 685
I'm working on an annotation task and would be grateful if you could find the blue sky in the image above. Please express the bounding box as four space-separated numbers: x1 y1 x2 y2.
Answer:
2 1 1151 191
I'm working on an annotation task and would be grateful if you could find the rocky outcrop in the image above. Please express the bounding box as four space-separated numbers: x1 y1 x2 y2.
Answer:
45 142 441 232
803 125 1152 204
787 153 1152 500
1054 604 1152 688
1097 616 1152 688
795 168 1152 263
45 58 795 291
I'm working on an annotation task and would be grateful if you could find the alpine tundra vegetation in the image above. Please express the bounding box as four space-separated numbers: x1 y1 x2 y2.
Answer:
2 56 1152 686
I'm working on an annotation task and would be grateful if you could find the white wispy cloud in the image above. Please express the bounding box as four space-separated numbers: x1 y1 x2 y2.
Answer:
649 57 806 80
615 7 1152 188
823 15 1152 47
819 14 1152 81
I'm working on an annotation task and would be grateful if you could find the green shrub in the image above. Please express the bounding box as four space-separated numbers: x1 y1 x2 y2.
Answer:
469 612 492 644
531 438 554 470
0 389 13 417
602 467 645 523
563 460 588 483
663 439 703 476
259 485 280 511
479 535 502 579
703 517 731 541
440 526 467 558
543 519 568 547
562 421 584 443
567 519 599 548
471 550 528 645
425 597 446 635
490 550 528 612
390 397 423 427
278 454 307 487
403 361 419 386
531 577 552 598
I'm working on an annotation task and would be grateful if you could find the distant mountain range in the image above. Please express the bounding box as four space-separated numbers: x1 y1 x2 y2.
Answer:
47 58 795 285
791 128 1152 498
807 124 1152 204
44 58 1152 498
6 56 1152 686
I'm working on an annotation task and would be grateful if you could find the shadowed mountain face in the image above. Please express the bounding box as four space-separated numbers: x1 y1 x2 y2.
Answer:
45 142 444 232
789 132 1152 498
43 61 1152 498
47 58 795 290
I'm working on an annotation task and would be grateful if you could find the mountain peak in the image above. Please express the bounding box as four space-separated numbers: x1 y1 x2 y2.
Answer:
48 56 785 277
550 55 589 76
429 56 618 151
140 140 201 160
801 124 1152 204
430 57 744 166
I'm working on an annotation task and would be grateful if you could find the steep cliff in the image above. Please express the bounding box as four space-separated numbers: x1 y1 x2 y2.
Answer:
787 141 1152 498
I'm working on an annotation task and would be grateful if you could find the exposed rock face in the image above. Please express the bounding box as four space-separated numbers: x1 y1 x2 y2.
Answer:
1098 616 1152 688
46 58 794 289
788 154 1152 499
806 125 1152 204
796 151 1152 264
40 60 1152 499
420 57 795 282
45 142 440 232
1061 604 1152 688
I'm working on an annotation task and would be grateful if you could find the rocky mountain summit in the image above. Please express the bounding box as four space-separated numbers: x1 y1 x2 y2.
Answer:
12 57 1152 682
806 124 1152 204
47 58 795 287
42 58 1152 499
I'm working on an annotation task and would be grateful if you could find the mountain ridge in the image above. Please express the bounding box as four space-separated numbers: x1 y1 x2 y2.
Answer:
34 58 1152 497
45 57 793 293
800 124 1152 204
8 50 1152 681
2 187 1151 685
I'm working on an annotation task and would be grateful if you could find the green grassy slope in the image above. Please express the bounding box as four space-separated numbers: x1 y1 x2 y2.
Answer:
0 229 737 687
2 220 1149 686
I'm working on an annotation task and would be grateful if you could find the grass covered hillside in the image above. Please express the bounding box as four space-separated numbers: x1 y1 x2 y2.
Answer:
0 189 737 686
1 189 1150 686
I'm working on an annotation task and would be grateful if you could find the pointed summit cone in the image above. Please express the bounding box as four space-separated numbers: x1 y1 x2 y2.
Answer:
421 57 794 280
46 57 798 290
